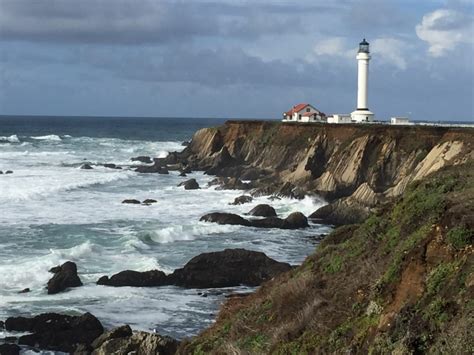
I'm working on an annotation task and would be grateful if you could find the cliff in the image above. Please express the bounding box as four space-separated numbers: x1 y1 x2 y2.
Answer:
174 121 474 224
179 162 474 354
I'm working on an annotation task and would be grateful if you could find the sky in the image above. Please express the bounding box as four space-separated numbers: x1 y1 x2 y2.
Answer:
0 0 473 121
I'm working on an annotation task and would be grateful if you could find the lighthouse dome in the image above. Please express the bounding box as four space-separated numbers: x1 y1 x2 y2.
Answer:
358 38 370 53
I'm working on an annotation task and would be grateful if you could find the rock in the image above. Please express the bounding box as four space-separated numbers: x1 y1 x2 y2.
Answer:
248 204 277 217
250 217 286 229
0 344 20 355
179 171 187 177
205 147 239 175
5 170 13 174
169 249 292 288
135 163 169 174
285 212 309 229
6 312 103 353
131 156 153 164
309 199 369 226
142 199 157 205
97 270 168 287
178 178 200 190
49 265 62 273
5 316 33 331
103 163 118 169
0 171 3 174
182 141 190 147
47 261 83 294
0 320 4 329
92 331 178 355
122 199 141 204
200 212 250 226
268 195 281 201
182 166 192 174
200 212 308 229
80 164 93 170
230 195 253 205
18 288 30 294
73 343 93 354
91 325 132 349
239 168 269 181
212 177 251 190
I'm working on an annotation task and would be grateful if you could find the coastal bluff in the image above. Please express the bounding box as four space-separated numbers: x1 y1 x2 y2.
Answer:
171 120 473 224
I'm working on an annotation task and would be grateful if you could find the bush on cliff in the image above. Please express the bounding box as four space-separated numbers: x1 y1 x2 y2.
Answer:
178 163 474 354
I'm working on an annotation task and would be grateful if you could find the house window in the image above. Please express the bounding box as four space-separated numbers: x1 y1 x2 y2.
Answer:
306 108 311 112
298 115 302 120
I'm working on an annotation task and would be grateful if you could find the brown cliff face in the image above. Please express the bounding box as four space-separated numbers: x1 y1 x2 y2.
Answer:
178 121 473 223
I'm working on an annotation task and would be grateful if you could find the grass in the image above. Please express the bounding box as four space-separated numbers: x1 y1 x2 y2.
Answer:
446 227 473 250
426 262 458 296
323 254 344 274
179 163 474 355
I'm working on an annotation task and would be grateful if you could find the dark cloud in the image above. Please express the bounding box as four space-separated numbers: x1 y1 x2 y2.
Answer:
79 46 335 88
0 0 339 45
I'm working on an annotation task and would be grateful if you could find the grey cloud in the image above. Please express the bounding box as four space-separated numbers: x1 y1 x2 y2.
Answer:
0 0 336 45
82 46 330 87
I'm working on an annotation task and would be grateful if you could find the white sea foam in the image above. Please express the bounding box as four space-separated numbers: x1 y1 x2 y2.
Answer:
146 223 241 244
0 128 331 338
0 134 20 143
30 134 62 141
0 169 134 202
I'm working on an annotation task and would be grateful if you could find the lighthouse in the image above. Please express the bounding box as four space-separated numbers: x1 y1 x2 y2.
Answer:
351 39 375 123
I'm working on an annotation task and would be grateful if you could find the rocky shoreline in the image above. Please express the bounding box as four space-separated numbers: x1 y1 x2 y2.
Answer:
2 121 472 354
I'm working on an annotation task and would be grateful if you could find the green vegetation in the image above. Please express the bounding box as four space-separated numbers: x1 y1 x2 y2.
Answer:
446 226 473 250
323 254 343 273
179 163 474 355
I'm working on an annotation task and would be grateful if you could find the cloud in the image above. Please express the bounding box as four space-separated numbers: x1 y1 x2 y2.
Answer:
416 8 474 57
310 36 409 70
0 0 334 45
371 38 408 70
312 37 353 58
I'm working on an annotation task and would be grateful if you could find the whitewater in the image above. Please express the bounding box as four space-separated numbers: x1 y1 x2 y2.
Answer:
0 116 330 340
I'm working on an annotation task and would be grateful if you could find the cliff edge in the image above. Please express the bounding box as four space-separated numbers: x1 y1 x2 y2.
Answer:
173 121 473 224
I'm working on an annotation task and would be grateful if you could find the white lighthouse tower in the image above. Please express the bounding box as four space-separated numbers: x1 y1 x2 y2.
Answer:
351 39 375 123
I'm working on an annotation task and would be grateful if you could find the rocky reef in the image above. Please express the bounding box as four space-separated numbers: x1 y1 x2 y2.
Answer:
165 121 473 224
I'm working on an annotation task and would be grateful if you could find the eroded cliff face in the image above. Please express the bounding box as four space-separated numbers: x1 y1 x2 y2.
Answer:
177 121 473 223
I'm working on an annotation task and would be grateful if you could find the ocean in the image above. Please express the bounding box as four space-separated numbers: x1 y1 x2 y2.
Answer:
0 116 330 340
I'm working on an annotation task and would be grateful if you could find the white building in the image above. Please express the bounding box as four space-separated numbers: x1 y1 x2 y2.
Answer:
391 117 411 125
351 39 375 123
327 114 352 124
282 103 326 123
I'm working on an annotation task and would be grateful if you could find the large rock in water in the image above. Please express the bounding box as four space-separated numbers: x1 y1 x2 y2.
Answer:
168 249 292 288
131 156 153 164
285 212 310 229
5 312 103 353
0 343 20 355
47 261 83 294
92 331 178 355
97 270 168 287
200 212 309 229
135 163 169 174
200 212 250 226
247 204 277 217
230 195 253 205
178 178 200 190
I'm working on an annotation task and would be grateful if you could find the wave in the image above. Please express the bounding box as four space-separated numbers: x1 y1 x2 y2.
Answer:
30 134 62 142
0 134 20 143
141 223 240 244
0 170 134 202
